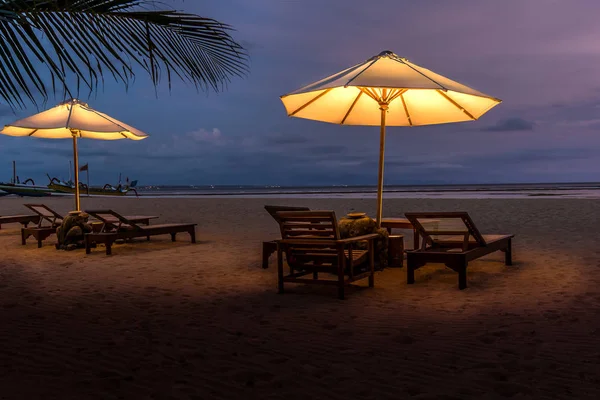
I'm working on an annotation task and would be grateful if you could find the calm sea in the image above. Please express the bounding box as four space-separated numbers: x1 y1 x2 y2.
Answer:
135 183 600 199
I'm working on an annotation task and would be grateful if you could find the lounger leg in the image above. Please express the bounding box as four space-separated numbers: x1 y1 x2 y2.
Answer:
37 237 42 248
337 252 345 300
21 229 26 245
262 242 271 269
458 259 468 290
189 229 196 244
85 236 91 254
106 241 112 256
505 239 512 266
147 236 150 241
368 239 375 288
277 244 284 294
407 255 416 284
262 241 277 269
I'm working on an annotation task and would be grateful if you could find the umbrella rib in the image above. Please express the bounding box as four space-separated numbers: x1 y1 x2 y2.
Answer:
398 59 448 90
344 58 379 87
360 87 381 102
27 129 38 136
289 88 333 116
65 101 75 130
340 91 363 124
399 92 413 126
83 106 131 133
436 90 476 120
89 109 127 131
387 89 406 104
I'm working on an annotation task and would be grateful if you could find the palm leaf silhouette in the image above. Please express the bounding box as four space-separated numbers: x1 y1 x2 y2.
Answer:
0 0 248 109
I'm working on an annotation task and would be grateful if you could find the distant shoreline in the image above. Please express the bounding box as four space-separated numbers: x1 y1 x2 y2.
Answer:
3 182 600 199
129 182 600 199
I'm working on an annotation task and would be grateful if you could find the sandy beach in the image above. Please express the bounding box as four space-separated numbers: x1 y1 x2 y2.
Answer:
1 195 600 399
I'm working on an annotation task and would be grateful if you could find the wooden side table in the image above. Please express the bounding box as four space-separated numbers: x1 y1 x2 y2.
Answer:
21 226 57 248
381 218 439 250
262 240 277 269
388 234 404 267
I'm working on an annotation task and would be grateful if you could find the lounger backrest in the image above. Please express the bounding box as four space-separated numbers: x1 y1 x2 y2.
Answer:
24 204 63 227
85 210 142 232
264 205 310 224
276 211 341 268
276 211 340 240
404 212 487 251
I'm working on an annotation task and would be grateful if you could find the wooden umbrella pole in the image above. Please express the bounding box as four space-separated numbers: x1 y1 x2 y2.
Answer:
71 131 80 211
376 104 388 227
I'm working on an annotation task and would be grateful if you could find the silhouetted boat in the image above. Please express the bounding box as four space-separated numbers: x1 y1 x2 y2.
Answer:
1 161 58 197
0 179 56 197
47 176 138 197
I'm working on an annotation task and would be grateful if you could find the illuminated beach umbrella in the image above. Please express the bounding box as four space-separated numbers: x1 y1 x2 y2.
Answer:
280 50 501 225
0 99 148 211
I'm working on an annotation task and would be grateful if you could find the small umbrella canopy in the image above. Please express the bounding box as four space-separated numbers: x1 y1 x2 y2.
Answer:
0 99 148 210
280 51 501 225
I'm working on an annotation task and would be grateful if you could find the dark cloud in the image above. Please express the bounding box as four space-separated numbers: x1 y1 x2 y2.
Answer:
464 148 595 166
264 134 309 145
3 0 600 185
0 105 14 117
30 147 117 158
141 153 200 161
483 117 535 132
240 40 261 51
304 145 346 155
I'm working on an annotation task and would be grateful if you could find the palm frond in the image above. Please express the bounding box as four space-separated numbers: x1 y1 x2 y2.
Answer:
0 0 249 109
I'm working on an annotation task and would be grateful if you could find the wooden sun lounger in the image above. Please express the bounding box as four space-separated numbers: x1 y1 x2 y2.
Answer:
276 210 378 299
24 204 64 226
21 204 159 248
262 205 311 268
0 214 40 229
84 210 196 255
20 204 64 248
404 212 514 290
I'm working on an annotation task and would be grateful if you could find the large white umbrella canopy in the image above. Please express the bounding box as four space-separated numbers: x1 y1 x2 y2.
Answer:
0 99 148 210
280 50 501 225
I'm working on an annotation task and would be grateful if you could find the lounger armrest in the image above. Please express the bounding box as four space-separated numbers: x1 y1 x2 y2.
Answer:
337 233 380 244
278 239 338 246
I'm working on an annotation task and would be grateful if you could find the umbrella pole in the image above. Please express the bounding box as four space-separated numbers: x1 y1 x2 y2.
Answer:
71 132 80 211
376 104 388 227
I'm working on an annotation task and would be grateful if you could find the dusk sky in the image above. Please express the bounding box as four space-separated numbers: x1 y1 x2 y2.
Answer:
2 0 600 186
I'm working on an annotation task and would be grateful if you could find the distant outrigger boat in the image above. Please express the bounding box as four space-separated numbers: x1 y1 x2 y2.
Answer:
47 175 139 197
1 161 139 198
0 179 57 197
0 161 57 197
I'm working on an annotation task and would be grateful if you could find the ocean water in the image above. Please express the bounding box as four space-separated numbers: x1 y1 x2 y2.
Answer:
134 183 600 199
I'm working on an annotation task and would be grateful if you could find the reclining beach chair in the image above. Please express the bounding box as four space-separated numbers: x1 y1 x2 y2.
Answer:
262 205 310 268
0 213 40 230
21 204 161 248
20 204 64 247
275 210 378 299
84 210 196 255
404 212 514 290
24 204 64 226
